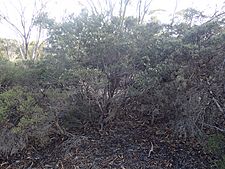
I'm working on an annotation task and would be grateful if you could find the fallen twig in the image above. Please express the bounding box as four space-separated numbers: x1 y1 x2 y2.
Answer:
212 97 223 113
209 90 224 113
203 123 225 132
148 142 154 157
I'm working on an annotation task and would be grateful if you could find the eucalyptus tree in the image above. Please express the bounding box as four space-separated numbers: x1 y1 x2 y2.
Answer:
0 0 47 60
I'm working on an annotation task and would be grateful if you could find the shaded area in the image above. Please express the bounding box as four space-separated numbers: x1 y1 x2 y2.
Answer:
0 120 216 169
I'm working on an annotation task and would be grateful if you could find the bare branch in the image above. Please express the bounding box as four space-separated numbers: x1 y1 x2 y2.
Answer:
170 0 178 26
97 0 103 14
212 97 224 113
106 0 116 18
136 0 153 24
87 0 99 15
148 142 154 157
137 0 142 23
209 90 224 113
120 0 130 28
0 0 47 60
203 123 225 133
141 0 153 23
205 11 225 23
0 14 24 38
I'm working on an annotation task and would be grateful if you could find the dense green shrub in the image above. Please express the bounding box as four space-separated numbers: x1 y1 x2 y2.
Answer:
0 86 54 155
207 134 225 155
216 155 225 169
0 86 44 131
207 134 225 169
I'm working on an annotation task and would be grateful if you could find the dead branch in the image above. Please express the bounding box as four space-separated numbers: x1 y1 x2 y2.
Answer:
202 123 225 133
148 141 154 157
212 97 224 113
209 90 224 113
137 0 153 24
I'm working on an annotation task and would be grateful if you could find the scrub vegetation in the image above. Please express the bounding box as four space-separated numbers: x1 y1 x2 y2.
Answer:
0 0 225 168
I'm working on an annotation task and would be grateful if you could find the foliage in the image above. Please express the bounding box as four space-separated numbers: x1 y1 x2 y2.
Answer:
1 87 43 130
207 134 225 169
207 134 225 155
0 5 225 158
216 155 225 169
0 86 52 155
0 39 20 61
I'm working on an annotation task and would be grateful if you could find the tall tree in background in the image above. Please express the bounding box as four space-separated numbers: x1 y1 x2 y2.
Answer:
0 0 46 60
81 0 154 26
136 0 153 24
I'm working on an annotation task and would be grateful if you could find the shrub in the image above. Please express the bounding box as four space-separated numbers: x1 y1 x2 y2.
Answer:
207 134 225 155
216 155 225 169
206 134 225 169
0 86 52 155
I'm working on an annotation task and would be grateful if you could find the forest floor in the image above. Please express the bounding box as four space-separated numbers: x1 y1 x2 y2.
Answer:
0 118 218 169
